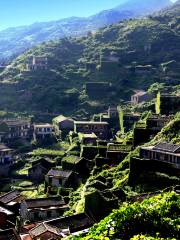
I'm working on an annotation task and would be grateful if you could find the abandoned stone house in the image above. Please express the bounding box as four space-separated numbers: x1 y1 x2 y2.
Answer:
20 197 68 223
140 142 180 169
26 56 48 71
106 143 132 162
21 213 94 238
0 144 14 177
0 119 31 143
74 121 110 140
21 222 66 240
78 132 97 145
61 156 86 174
0 190 22 206
107 106 119 119
52 115 74 139
133 115 171 146
160 94 180 115
28 159 56 182
44 213 94 235
120 113 141 131
45 169 78 188
33 124 54 141
131 90 152 105
94 106 120 131
146 115 172 131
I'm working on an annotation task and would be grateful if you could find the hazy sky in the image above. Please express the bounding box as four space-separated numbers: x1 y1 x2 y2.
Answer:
0 0 126 30
0 0 177 31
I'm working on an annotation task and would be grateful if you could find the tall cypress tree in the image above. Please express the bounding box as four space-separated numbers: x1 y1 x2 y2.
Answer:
156 91 161 114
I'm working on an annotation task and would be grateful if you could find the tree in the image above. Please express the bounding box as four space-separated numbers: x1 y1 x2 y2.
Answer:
119 108 124 134
156 92 161 115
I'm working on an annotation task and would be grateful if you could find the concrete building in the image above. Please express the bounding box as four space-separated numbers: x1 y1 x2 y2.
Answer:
45 169 78 188
33 124 54 141
0 144 14 177
131 90 152 104
106 143 132 162
0 119 31 142
26 56 48 71
74 121 109 140
140 142 180 169
28 159 56 183
52 115 74 139
26 222 65 240
78 132 97 145
20 197 68 223
107 106 119 118
159 94 180 115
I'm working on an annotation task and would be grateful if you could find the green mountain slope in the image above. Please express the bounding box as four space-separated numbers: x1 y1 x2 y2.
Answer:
0 1 179 115
0 0 171 60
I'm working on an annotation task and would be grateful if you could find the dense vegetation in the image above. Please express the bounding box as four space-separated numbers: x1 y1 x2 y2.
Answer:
0 1 179 117
70 191 180 240
65 113 180 220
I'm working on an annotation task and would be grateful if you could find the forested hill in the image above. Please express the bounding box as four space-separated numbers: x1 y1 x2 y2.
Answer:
0 0 171 61
0 1 179 116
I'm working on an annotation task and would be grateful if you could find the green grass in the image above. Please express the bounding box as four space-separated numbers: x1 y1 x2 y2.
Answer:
30 148 65 156
21 184 46 199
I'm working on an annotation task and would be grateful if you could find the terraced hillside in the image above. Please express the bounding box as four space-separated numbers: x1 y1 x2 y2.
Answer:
0 1 179 117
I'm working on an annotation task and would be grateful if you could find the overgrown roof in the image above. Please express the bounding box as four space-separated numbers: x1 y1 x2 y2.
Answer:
154 142 180 153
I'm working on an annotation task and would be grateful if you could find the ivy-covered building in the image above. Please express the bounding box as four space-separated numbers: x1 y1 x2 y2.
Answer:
52 115 74 139
74 121 110 140
159 94 180 115
140 142 180 169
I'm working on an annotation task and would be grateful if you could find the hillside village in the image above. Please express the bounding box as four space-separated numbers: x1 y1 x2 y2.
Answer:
0 1 180 240
0 84 179 239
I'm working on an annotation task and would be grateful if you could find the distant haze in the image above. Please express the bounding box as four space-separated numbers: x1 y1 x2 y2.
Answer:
0 0 127 30
0 0 177 31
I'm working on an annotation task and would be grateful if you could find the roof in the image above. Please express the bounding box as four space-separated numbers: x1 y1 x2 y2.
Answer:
74 121 108 125
107 144 132 152
0 190 21 204
30 159 55 170
25 197 65 209
62 156 82 164
53 115 74 123
29 223 61 238
34 123 53 128
47 169 73 178
45 213 95 233
161 94 180 98
33 56 48 59
79 133 97 139
0 229 20 240
108 106 118 111
147 115 171 120
1 119 30 127
0 144 13 152
0 206 14 215
19 234 32 240
132 91 147 97
154 142 180 153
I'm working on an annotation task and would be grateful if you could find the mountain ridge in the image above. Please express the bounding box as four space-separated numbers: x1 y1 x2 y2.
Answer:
0 0 172 61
